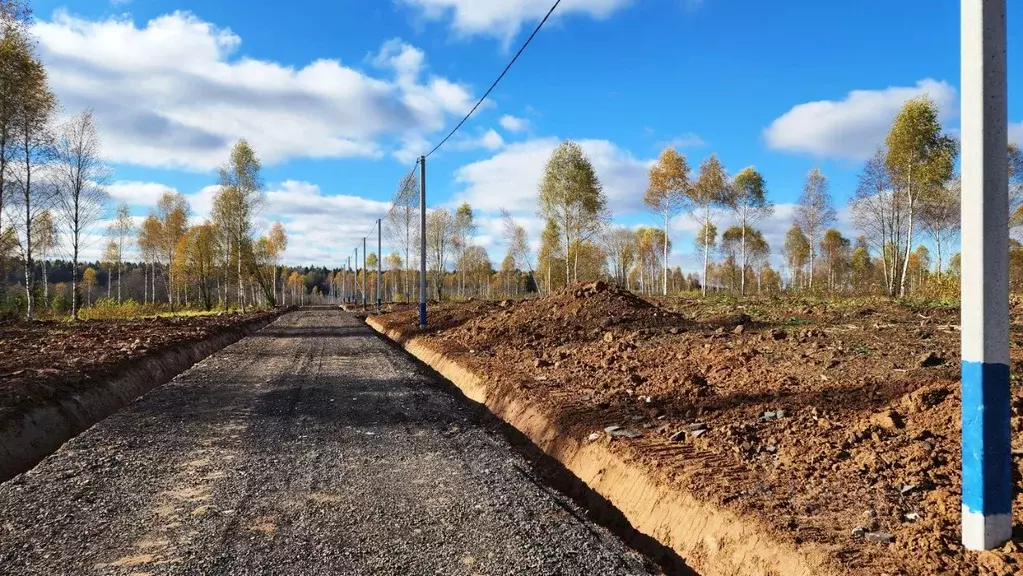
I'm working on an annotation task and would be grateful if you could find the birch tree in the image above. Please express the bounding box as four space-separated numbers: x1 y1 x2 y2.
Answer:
101 241 116 300
538 219 564 292
537 141 607 286
784 224 811 289
452 203 475 297
156 191 189 308
885 96 957 297
500 252 516 297
81 266 96 307
215 139 265 312
386 172 418 300
852 149 904 296
689 155 728 296
53 110 109 318
32 208 54 307
0 0 32 306
726 166 772 295
820 228 850 292
794 167 835 290
9 42 55 318
694 222 717 291
426 208 453 300
920 176 960 274
138 215 161 304
109 203 134 303
267 221 287 306
601 225 636 289
385 251 402 299
744 229 770 292
644 147 690 295
500 208 535 292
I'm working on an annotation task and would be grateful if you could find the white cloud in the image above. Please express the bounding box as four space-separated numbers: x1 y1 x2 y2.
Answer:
449 137 653 216
106 181 175 207
479 129 505 150
400 0 634 42
33 11 476 171
393 134 431 164
764 79 958 160
660 132 706 150
499 114 530 133
370 37 425 83
448 128 505 152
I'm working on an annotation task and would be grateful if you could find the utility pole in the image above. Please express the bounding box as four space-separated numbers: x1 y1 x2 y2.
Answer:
362 236 368 310
419 156 427 329
960 0 1010 551
377 219 383 311
354 246 358 306
344 256 349 304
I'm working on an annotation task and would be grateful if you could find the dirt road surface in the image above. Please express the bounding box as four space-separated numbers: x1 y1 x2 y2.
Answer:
0 310 655 576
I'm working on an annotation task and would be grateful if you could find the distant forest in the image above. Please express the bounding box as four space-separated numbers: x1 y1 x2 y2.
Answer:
0 259 341 307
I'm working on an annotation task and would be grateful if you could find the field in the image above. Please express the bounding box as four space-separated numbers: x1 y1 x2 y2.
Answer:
371 285 1023 576
0 309 282 423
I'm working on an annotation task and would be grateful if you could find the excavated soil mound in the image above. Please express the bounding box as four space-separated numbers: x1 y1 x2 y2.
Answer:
447 282 683 347
372 290 1023 576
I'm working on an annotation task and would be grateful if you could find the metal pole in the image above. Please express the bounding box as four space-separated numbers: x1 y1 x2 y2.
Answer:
960 0 1010 551
419 156 427 329
377 219 383 311
362 237 368 310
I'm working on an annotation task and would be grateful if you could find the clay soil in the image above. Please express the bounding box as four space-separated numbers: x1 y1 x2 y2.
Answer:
0 310 281 424
373 284 1023 576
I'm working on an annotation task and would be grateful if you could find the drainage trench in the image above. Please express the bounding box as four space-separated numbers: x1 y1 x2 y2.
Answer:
364 317 697 576
367 315 840 576
0 313 282 482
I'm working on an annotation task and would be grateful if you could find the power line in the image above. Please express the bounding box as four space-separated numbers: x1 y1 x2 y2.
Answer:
424 0 563 159
341 1 561 312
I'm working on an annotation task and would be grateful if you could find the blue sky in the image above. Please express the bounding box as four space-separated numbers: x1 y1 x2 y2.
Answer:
25 0 1023 268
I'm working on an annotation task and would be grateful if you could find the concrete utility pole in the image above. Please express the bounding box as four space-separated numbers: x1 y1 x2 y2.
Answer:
377 219 383 311
419 156 427 329
362 237 368 310
960 0 1011 551
344 256 349 303
354 247 358 305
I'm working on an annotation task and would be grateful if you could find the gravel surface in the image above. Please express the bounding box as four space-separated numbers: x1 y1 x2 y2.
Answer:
0 310 656 576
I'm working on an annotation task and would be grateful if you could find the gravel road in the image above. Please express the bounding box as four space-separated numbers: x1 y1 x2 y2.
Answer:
0 310 657 576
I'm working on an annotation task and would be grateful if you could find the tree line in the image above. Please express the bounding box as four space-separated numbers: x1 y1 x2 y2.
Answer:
375 95 1021 303
97 139 290 313
0 2 300 318
500 96 1019 300
0 1 111 319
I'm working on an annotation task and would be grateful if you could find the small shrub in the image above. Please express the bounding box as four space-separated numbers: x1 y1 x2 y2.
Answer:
50 295 70 315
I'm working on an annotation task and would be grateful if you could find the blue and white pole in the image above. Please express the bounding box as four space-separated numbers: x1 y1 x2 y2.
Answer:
961 0 1011 551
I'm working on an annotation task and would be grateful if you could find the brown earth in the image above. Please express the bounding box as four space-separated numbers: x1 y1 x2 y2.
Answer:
0 309 283 423
372 284 1023 576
